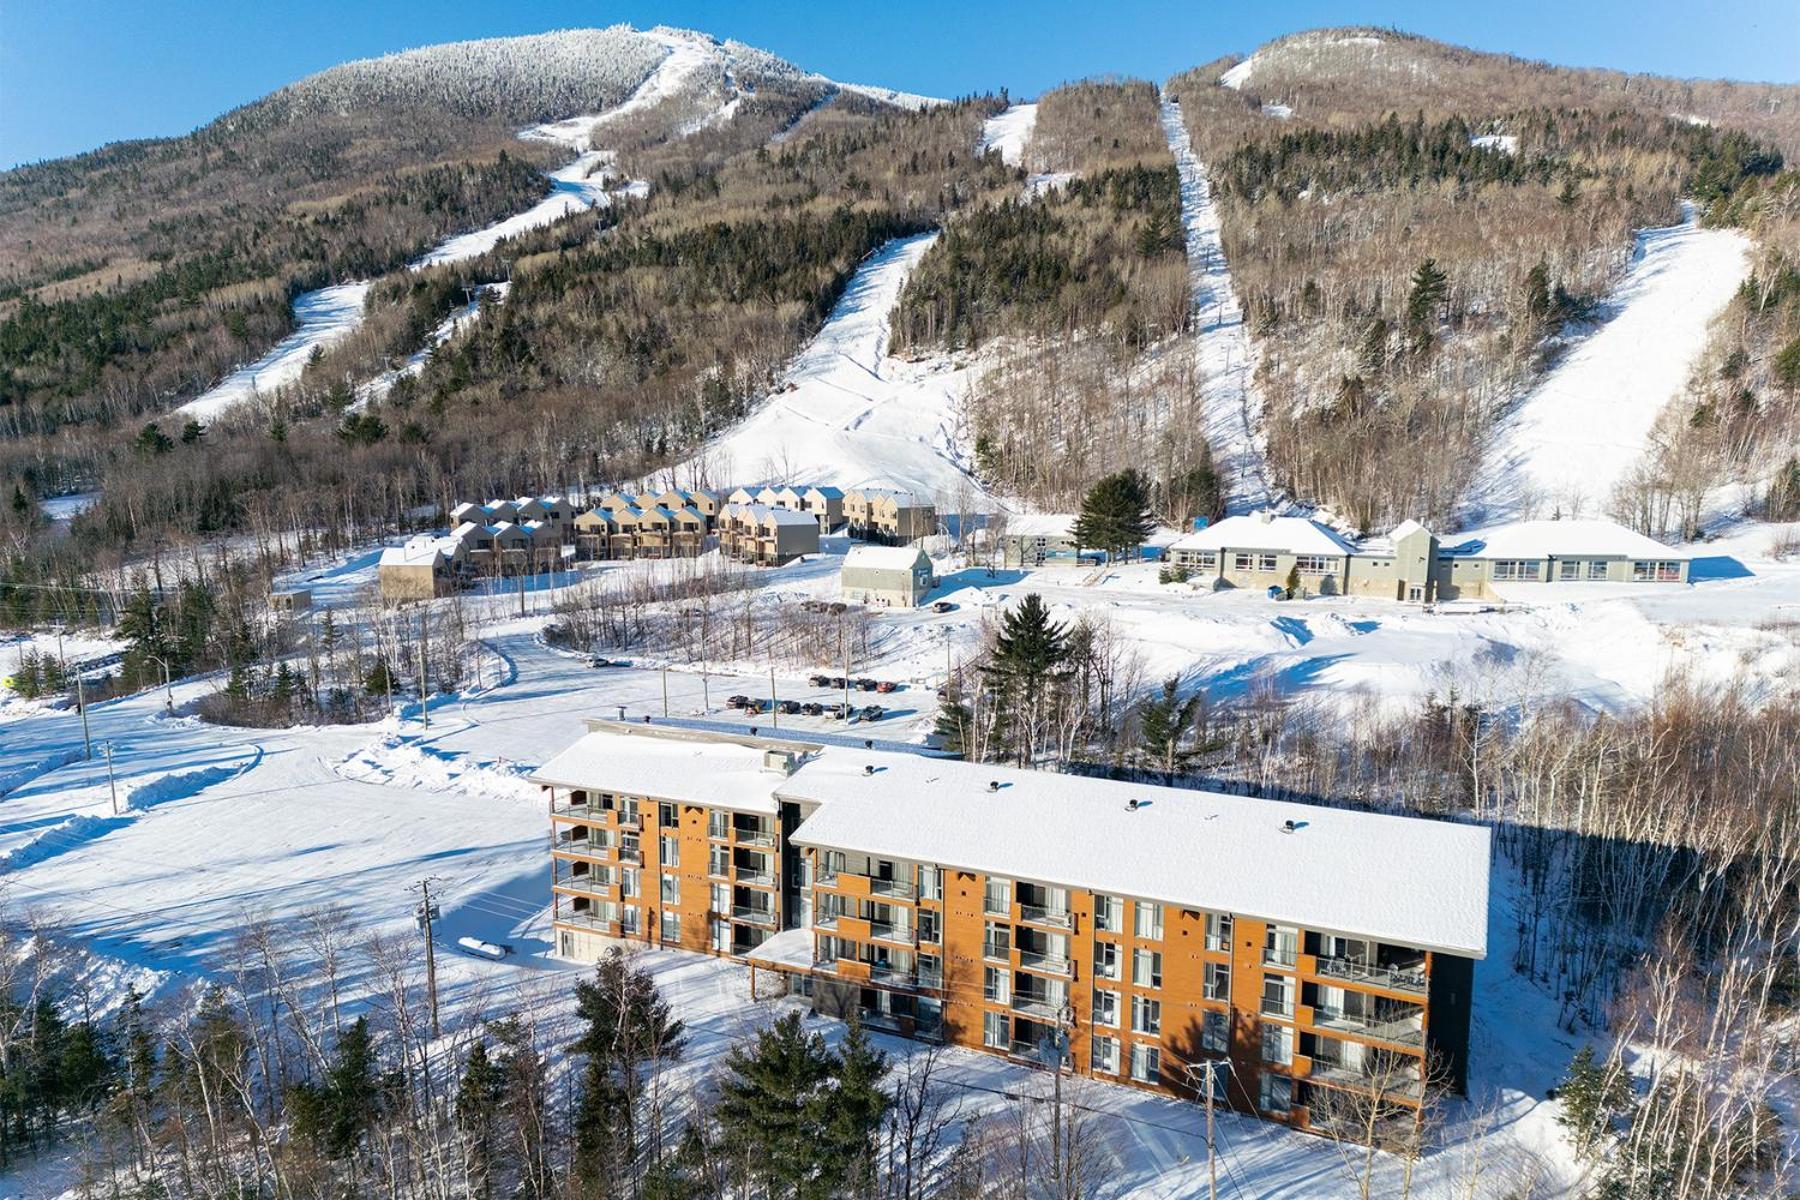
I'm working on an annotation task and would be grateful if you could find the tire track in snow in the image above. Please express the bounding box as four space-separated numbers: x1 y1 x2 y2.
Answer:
1158 91 1276 513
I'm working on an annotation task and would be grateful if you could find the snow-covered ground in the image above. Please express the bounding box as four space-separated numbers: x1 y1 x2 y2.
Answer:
1474 203 1753 521
829 81 948 111
353 283 508 407
1158 92 1275 512
38 491 100 523
172 283 372 424
676 233 998 506
976 102 1037 166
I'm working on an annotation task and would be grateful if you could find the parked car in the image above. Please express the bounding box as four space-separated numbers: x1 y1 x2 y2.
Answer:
874 680 898 694
828 602 848 614
743 700 765 716
808 674 831 687
777 699 801 715
931 601 956 614
860 705 886 721
588 656 615 668
800 702 824 717
856 677 879 692
826 703 850 720
725 694 751 709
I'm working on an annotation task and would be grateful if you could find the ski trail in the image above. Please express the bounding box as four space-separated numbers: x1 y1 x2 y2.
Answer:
172 283 372 423
679 232 999 504
1472 201 1752 522
977 103 1038 167
1158 91 1275 512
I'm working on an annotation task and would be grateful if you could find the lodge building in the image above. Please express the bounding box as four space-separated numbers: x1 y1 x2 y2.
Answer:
535 720 1489 1137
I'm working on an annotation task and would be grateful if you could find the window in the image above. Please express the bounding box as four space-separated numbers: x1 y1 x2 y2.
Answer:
1131 996 1161 1036
1091 1035 1120 1074
621 905 640 935
1588 560 1609 580
1094 894 1123 933
1205 912 1233 953
1261 1023 1293 1066
1261 974 1295 1019
1259 1075 1292 1115
660 874 680 906
621 868 640 898
1633 560 1682 582
710 883 729 914
1232 552 1278 573
1134 902 1164 941
658 834 679 868
1094 940 1121 981
918 909 940 944
984 922 1010 961
1558 559 1581 581
707 810 729 839
1093 989 1120 1028
1205 962 1231 1002
1130 1043 1161 1084
1133 950 1163 989
919 865 942 900
984 966 1010 1005
1202 1009 1229 1054
983 1011 1007 1049
708 845 729 878
984 878 1011 915
918 954 942 989
1294 555 1335 574
658 802 678 828
1264 925 1298 969
659 911 680 943
1490 559 1542 582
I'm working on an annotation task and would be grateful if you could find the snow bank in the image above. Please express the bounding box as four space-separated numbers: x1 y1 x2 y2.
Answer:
1158 92 1276 512
334 733 542 803
1476 203 1752 520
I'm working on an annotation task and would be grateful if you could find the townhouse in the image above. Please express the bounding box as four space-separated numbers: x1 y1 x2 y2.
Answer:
536 721 1489 1137
718 503 822 566
844 488 936 544
1167 512 1691 601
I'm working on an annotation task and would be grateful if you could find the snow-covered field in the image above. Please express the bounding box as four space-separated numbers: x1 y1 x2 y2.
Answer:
1475 203 1753 521
676 233 998 506
1158 92 1274 512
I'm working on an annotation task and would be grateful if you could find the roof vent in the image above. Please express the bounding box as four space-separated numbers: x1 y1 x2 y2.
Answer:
1282 820 1297 834
863 764 875 776
1126 798 1140 812
988 780 1001 793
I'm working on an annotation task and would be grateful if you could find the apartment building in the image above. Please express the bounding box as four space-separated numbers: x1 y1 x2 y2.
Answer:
840 544 936 607
844 488 936 544
536 722 1489 1137
718 503 822 566
1168 512 1691 600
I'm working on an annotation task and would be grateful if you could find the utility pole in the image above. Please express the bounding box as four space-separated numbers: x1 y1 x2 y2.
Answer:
103 743 120 816
662 668 670 718
769 665 778 729
75 668 92 762
1185 1060 1220 1200
412 878 442 1040
518 568 526 618
418 608 429 731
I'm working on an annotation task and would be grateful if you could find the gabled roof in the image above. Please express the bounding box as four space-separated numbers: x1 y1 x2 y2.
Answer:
1168 513 1355 557
1443 518 1690 561
844 545 931 572
805 485 846 500
1005 513 1078 538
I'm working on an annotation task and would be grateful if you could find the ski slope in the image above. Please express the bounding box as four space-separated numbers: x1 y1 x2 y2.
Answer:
679 233 998 506
172 283 372 423
1158 92 1275 511
976 102 1037 166
1476 203 1752 520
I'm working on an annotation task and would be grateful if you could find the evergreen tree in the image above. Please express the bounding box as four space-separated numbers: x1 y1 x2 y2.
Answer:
986 594 1071 704
364 658 395 698
1405 258 1449 340
133 422 174 457
1284 562 1301 599
455 1040 505 1199
179 420 206 445
1138 675 1204 776
1359 316 1389 373
569 949 687 1175
1773 334 1800 391
932 689 976 759
1524 259 1554 331
8 486 29 521
820 1019 891 1193
1071 469 1154 561
715 1011 839 1199
289 1016 391 1160
1555 1046 1629 1160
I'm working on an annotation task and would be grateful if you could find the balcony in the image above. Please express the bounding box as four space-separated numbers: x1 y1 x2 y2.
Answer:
814 911 841 932
732 905 777 928
982 940 1011 963
869 963 916 989
1018 949 1073 977
1312 1009 1426 1048
1260 996 1296 1020
733 826 776 849
1011 992 1065 1022
614 811 643 832
869 877 916 901
1264 946 1299 970
553 872 615 899
869 921 915 947
1313 956 1428 996
1309 1061 1426 1102
553 910 619 935
1017 904 1073 929
735 867 776 888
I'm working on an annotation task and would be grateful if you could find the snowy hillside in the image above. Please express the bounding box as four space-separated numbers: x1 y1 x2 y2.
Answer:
172 283 371 424
676 233 997 506
1474 203 1752 521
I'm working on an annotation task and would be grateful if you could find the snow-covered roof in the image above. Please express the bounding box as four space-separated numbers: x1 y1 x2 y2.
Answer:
379 542 442 568
531 726 821 816
727 503 816 527
744 927 814 971
1444 518 1689 561
1005 513 1077 538
1169 513 1356 557
857 487 928 507
782 752 1490 957
805 485 845 500
843 545 930 573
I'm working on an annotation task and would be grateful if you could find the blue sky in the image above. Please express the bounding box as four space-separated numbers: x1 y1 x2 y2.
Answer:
3 0 1797 168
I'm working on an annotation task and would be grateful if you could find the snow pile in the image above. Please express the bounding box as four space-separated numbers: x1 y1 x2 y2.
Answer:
335 733 543 803
1472 133 1518 155
173 283 371 423
976 103 1037 167
681 233 999 506
1157 92 1276 512
1475 203 1752 520
0 748 82 798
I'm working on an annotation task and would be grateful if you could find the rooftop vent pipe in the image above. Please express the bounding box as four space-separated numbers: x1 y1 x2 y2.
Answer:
988 780 1001 793
1282 820 1297 834
863 764 875 776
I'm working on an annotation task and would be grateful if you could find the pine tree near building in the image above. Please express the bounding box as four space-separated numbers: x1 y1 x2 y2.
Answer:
714 1010 841 1198
1072 469 1154 561
1138 675 1204 778
570 948 687 1181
